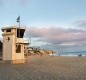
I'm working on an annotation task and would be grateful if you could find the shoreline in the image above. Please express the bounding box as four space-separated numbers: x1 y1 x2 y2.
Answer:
49 53 86 57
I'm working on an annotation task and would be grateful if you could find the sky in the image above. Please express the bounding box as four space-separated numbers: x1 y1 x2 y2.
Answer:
0 0 86 51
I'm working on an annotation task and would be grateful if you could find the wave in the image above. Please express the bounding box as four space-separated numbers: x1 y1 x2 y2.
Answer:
55 51 86 57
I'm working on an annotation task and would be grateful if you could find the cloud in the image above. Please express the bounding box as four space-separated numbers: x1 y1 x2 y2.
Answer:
0 0 29 6
25 27 86 46
0 0 3 5
18 0 29 5
73 19 86 28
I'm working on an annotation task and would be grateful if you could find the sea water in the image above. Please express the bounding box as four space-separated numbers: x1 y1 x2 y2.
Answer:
55 51 86 57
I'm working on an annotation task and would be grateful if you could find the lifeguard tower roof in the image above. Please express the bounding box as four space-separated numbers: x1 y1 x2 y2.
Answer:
1 26 25 38
1 26 25 31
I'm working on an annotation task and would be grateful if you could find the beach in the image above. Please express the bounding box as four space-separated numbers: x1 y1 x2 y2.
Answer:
0 55 86 80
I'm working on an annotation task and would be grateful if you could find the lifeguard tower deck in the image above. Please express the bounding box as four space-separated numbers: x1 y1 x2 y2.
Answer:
1 26 30 64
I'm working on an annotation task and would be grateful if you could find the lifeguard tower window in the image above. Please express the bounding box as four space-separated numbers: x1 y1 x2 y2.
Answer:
16 45 21 53
17 29 25 38
6 29 11 32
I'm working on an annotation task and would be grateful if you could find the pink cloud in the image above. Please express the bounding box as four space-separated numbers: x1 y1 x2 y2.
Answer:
25 27 86 46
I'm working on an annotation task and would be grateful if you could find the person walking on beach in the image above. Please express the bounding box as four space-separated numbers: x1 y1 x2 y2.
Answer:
40 52 43 57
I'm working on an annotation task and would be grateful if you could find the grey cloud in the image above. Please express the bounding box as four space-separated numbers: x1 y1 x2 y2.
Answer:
18 0 29 5
0 0 29 5
25 27 86 46
73 20 86 28
0 0 3 5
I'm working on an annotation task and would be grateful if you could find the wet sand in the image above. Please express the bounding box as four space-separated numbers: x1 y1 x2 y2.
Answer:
0 55 86 80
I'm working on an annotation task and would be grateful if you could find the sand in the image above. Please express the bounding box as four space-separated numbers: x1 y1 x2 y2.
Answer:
0 55 86 80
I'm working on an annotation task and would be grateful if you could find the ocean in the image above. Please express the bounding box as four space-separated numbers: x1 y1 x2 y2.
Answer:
40 44 86 57
55 51 86 57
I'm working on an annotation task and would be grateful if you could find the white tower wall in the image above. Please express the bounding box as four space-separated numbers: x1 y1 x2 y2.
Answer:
1 27 27 64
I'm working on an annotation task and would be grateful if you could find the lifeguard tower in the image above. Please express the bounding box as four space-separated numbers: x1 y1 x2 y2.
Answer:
1 26 29 64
